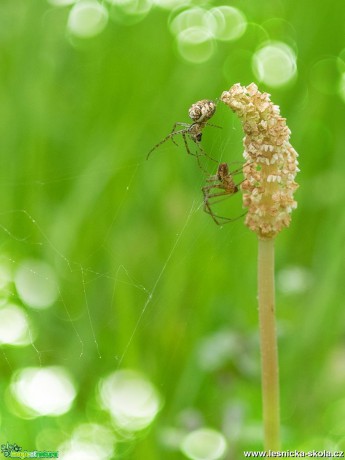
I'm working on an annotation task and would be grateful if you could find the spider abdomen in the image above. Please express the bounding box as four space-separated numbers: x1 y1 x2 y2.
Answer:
188 100 216 123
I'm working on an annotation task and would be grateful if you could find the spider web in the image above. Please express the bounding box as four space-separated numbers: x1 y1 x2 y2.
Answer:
0 156 207 371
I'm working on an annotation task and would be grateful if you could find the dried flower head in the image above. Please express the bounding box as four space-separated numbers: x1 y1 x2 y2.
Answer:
221 83 299 239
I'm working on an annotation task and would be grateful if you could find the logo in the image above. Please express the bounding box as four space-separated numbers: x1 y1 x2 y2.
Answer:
1 443 58 458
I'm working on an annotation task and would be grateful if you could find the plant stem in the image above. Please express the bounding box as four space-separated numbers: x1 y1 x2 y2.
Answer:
258 237 281 450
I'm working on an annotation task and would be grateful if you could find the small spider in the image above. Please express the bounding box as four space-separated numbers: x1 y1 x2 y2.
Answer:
202 162 245 225
147 99 219 168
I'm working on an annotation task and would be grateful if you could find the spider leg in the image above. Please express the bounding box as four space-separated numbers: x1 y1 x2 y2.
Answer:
205 123 222 129
202 189 234 225
202 182 224 193
195 142 218 164
202 185 245 225
185 123 218 164
203 196 246 225
181 131 193 156
205 192 238 207
146 128 189 159
228 164 246 177
172 122 190 129
205 175 220 183
170 122 190 147
203 178 243 202
202 187 231 203
204 200 223 225
181 133 209 173
206 209 246 225
194 123 221 163
202 184 227 210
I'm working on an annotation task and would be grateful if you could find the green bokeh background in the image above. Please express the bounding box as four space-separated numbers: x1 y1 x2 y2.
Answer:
1 0 345 457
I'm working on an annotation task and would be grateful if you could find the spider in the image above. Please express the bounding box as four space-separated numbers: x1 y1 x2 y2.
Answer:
147 99 219 168
202 162 245 225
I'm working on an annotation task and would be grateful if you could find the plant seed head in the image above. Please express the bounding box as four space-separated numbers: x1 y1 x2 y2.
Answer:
221 83 299 239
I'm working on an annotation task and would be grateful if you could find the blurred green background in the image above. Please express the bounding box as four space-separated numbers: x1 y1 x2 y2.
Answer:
1 0 345 458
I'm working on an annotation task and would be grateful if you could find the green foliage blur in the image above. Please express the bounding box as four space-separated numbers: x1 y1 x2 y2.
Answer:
1 0 345 457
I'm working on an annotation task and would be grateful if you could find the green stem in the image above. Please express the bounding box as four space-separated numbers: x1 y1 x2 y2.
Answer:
258 237 281 450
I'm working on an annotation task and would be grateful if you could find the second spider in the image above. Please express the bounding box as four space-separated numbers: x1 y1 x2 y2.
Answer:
203 162 245 225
